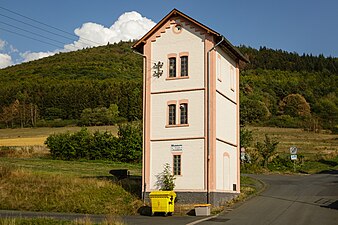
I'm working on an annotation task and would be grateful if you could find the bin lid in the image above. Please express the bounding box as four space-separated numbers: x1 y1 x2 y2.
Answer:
194 204 211 207
149 191 176 197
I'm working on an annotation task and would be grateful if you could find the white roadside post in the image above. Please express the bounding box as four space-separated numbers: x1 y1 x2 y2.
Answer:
290 146 298 172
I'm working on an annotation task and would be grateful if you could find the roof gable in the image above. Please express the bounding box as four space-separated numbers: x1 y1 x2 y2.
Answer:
132 9 249 63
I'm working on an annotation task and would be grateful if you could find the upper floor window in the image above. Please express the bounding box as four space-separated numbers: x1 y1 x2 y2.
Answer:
180 56 188 77
180 103 188 124
217 54 222 82
167 53 189 79
168 104 176 125
230 66 235 91
169 58 176 77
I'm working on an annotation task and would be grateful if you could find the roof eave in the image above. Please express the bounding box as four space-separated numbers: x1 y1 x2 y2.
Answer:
132 8 219 53
132 9 249 64
217 36 249 63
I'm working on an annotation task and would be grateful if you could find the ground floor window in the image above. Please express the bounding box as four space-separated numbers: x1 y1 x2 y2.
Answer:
173 155 181 175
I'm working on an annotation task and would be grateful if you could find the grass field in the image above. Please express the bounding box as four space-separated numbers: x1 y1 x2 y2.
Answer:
0 217 125 225
0 125 337 216
1 126 337 153
0 164 142 215
0 126 118 146
249 126 338 157
0 126 142 216
0 157 141 177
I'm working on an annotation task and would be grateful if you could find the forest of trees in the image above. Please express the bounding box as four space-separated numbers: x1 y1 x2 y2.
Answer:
0 41 337 132
238 46 338 132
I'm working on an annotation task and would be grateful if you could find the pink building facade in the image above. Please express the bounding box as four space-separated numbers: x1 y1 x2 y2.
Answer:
132 9 248 205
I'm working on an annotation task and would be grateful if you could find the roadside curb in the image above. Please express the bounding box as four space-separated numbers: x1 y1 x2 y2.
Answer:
226 174 267 211
186 175 267 225
204 175 267 225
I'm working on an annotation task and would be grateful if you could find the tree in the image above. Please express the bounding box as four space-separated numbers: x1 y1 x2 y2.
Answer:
0 100 20 128
240 95 270 124
79 104 120 126
255 134 279 168
240 127 253 149
279 94 311 118
313 97 338 130
117 121 142 162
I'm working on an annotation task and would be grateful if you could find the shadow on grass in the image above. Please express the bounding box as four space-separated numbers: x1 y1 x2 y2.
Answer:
318 159 338 167
317 170 338 175
82 175 142 198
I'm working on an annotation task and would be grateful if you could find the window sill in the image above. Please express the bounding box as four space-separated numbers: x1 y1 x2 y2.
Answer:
166 76 190 81
165 124 189 128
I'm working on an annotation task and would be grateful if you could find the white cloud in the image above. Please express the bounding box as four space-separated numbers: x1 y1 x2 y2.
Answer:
0 53 13 68
20 51 57 62
5 11 156 64
64 11 155 50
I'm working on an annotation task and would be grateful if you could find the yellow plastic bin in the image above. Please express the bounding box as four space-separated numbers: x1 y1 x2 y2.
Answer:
149 191 176 216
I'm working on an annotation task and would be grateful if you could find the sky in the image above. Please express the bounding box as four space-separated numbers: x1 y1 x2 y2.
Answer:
0 0 337 68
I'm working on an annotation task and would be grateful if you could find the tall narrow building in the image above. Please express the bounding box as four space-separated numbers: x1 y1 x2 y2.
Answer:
132 9 248 205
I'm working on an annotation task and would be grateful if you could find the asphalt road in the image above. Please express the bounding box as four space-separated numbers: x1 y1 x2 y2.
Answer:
199 171 338 225
1 171 337 224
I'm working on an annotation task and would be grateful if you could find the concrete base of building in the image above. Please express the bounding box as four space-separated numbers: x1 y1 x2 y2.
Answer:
145 191 239 207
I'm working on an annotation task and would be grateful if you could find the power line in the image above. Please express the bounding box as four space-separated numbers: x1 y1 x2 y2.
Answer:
0 21 77 50
0 13 74 41
0 6 101 46
0 13 94 48
0 27 63 49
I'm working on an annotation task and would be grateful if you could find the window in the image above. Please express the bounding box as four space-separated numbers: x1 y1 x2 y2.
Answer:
217 54 222 82
168 104 176 125
173 155 181 175
167 100 188 127
180 56 188 77
169 58 176 77
230 66 235 91
167 53 189 79
180 103 188 124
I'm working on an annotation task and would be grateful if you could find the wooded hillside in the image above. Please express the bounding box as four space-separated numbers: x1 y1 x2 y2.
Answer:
238 46 338 132
0 42 337 132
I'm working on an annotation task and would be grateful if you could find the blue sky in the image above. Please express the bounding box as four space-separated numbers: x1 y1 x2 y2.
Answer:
0 0 337 68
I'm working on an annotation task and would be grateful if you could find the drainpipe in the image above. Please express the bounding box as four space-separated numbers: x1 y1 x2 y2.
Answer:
206 36 224 204
133 50 147 204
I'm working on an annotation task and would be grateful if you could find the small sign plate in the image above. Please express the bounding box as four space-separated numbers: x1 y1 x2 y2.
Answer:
171 144 183 151
291 154 297 160
290 146 298 154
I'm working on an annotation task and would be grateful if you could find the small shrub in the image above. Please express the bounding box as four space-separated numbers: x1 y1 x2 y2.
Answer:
155 163 176 191
269 155 293 171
